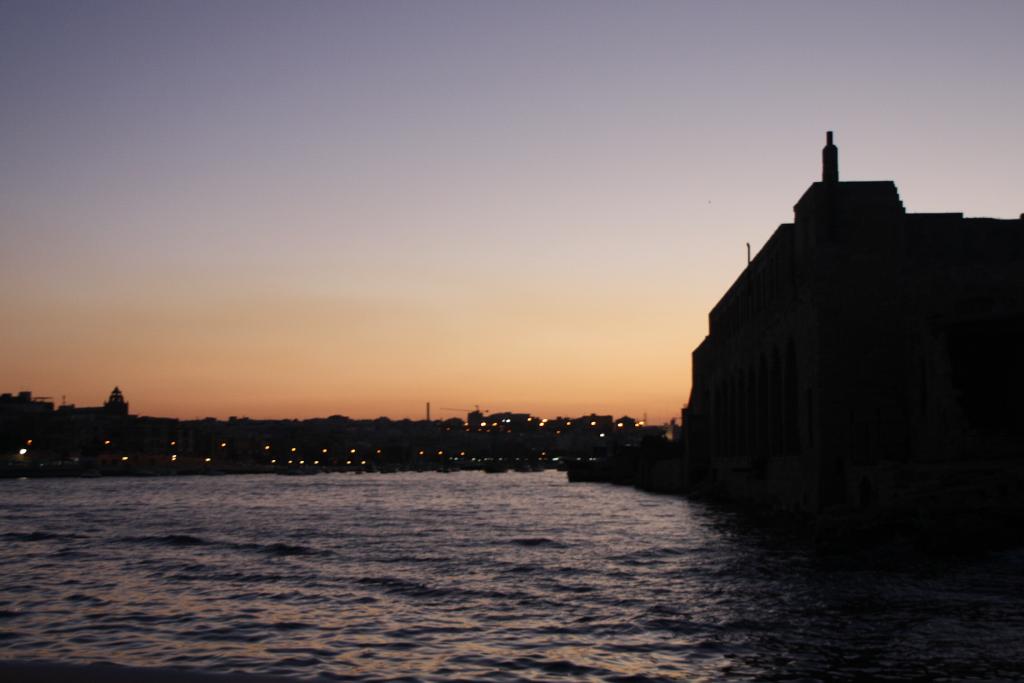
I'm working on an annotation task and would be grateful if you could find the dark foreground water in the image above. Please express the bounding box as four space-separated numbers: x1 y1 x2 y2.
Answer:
1 471 1023 681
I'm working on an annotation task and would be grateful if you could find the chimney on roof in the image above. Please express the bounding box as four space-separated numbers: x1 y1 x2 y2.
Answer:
822 131 839 183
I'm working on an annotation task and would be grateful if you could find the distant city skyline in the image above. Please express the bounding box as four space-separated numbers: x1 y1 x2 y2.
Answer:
4 386 654 424
3 2 1022 423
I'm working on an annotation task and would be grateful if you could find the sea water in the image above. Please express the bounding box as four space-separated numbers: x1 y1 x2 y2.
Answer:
1 471 1023 681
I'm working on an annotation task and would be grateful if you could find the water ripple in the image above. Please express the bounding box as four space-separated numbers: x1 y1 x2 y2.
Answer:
0 472 1023 680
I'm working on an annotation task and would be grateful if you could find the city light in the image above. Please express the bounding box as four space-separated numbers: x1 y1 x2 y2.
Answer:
170 440 176 446
19 448 27 455
290 447 297 453
220 442 226 448
104 440 111 445
264 445 270 450
121 456 128 461
204 457 211 462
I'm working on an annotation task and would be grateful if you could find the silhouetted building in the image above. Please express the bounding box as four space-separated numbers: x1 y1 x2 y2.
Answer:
683 133 1024 518
57 386 131 418
104 386 129 416
0 391 54 415
3 384 664 475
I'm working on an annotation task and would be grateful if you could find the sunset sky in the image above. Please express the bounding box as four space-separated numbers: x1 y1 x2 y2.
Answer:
2 1 1022 422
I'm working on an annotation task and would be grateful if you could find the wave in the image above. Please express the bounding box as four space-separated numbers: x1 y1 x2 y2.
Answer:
356 575 441 598
119 534 322 558
0 660 326 683
235 541 319 557
125 534 208 547
1 531 71 542
509 537 567 548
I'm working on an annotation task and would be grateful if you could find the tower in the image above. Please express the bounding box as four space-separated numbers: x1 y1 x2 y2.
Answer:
104 386 129 416
822 130 839 183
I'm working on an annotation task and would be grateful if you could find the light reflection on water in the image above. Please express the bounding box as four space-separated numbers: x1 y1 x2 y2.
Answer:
1 471 1023 681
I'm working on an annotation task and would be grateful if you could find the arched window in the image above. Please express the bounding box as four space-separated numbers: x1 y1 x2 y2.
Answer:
758 353 769 460
746 366 756 461
771 348 783 458
785 339 799 456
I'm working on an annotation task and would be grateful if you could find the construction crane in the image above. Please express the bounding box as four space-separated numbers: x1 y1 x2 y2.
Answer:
440 405 483 414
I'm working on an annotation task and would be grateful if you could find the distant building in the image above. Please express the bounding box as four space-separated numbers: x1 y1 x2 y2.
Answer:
683 133 1024 516
0 391 54 415
57 386 131 417
104 386 129 416
3 386 653 473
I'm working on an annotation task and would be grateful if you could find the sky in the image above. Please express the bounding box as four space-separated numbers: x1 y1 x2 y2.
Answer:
2 1 1022 422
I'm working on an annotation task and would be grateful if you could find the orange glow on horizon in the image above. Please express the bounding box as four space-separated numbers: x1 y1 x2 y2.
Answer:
3 293 701 424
